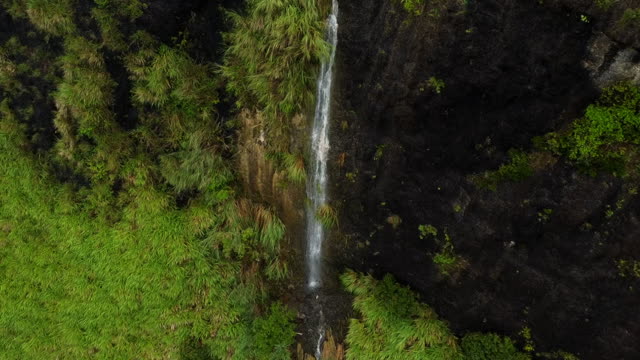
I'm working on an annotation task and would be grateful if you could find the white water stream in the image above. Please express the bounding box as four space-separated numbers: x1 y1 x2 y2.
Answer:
305 1 338 358
306 0 338 292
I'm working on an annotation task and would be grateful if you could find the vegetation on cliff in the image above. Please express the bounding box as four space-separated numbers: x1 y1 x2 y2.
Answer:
222 0 329 146
340 271 532 360
0 0 295 358
542 82 640 177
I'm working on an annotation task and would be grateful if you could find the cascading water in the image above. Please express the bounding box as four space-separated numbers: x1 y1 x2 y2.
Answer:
305 1 338 358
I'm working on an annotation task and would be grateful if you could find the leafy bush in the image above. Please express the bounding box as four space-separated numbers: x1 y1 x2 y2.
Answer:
432 231 467 277
250 302 297 360
471 149 534 191
543 83 640 176
341 270 461 360
419 224 438 239
222 0 330 124
428 76 445 94
91 7 127 51
461 333 531 360
94 0 147 20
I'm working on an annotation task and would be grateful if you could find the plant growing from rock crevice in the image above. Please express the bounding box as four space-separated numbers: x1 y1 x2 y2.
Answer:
316 203 338 228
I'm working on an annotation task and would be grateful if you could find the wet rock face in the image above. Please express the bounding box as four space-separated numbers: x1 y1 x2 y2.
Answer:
330 0 640 358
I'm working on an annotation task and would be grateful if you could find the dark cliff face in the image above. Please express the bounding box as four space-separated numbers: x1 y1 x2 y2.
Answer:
330 0 640 359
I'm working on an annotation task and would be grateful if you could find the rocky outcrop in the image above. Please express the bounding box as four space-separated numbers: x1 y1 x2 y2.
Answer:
329 0 640 359
236 110 306 234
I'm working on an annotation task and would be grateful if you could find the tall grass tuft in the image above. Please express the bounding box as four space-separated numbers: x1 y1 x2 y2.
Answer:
316 203 338 228
283 152 307 184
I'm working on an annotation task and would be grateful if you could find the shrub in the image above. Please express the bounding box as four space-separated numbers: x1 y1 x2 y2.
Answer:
95 0 148 20
222 0 330 125
471 149 534 191
419 224 438 239
432 231 467 277
91 7 127 51
428 76 445 94
542 82 640 176
317 203 338 228
250 302 297 360
0 106 292 360
461 333 530 360
25 0 76 36
159 137 233 193
341 270 461 360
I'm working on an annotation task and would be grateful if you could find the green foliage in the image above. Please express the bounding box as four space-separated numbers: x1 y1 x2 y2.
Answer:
0 110 294 359
620 8 640 28
25 0 76 36
541 83 640 176
0 49 17 90
519 326 535 353
283 153 307 184
432 231 467 277
0 4 296 358
52 36 133 184
471 149 534 191
222 0 330 126
94 0 147 20
317 204 338 228
461 333 530 360
129 43 220 113
341 270 461 360
539 351 580 360
160 134 234 194
91 7 127 51
616 259 640 278
428 76 445 94
594 0 616 10
399 0 425 14
267 151 307 185
250 303 297 360
374 144 387 161
419 224 438 239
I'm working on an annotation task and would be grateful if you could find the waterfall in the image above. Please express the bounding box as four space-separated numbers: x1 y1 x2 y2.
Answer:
307 0 338 291
306 1 338 358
